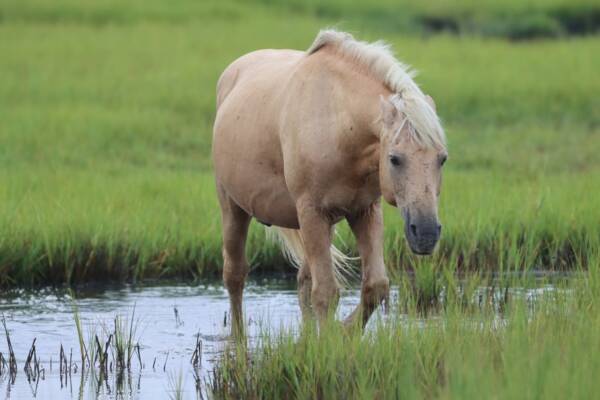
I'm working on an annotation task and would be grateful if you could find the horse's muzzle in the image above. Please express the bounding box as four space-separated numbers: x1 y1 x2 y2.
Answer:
404 210 441 255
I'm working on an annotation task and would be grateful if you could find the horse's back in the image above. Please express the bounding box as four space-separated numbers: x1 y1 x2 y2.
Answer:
215 49 303 110
212 49 304 228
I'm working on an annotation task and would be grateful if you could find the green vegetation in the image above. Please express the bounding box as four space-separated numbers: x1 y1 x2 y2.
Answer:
251 0 600 39
209 253 600 399
3 0 598 38
0 0 599 286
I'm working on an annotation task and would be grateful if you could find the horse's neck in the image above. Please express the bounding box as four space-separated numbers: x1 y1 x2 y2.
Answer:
309 47 390 137
294 49 389 166
333 72 388 163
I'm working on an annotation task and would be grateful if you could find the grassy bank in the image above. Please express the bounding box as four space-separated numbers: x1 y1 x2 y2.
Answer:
0 1 599 286
209 255 600 399
1 169 598 286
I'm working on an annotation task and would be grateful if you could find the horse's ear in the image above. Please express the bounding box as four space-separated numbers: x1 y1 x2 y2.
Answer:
379 95 397 127
425 94 436 111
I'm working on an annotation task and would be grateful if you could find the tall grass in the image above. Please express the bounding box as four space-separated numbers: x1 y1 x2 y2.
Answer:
209 250 600 399
0 169 597 286
109 306 141 371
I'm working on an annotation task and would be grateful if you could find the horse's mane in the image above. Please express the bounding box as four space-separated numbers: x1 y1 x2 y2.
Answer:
307 29 446 149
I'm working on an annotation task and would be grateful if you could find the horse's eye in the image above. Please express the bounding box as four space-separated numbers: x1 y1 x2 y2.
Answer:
389 155 401 166
440 155 447 166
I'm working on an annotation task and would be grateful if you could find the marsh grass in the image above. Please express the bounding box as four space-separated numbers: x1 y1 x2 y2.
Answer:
104 306 141 372
0 315 18 378
209 252 600 399
70 292 90 369
1 159 597 287
167 369 186 400
62 304 143 378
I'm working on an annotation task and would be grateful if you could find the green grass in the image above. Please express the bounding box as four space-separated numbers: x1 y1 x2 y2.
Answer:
209 252 600 399
0 1 599 286
250 0 600 38
3 0 598 38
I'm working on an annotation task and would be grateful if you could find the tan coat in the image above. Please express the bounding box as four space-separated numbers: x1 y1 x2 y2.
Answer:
212 30 447 329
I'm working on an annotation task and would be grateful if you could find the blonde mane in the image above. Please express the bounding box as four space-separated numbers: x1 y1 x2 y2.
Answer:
307 29 446 149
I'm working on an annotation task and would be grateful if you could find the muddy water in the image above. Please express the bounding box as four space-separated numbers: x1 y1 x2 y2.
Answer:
0 277 364 399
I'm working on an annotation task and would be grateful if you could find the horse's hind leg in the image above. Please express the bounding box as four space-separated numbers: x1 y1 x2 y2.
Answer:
217 187 251 335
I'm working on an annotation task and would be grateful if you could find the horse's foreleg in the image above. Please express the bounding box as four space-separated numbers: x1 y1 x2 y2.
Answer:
345 201 389 328
217 188 251 336
297 204 339 325
297 260 313 321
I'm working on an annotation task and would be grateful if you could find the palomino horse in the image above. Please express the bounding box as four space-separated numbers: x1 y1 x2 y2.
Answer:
212 30 447 330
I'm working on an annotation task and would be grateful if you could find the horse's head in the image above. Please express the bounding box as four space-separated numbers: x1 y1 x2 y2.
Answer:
378 93 447 255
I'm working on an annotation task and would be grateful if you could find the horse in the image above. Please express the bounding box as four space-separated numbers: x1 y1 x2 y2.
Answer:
212 30 447 331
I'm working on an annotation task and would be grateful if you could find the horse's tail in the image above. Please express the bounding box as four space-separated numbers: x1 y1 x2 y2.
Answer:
268 227 356 287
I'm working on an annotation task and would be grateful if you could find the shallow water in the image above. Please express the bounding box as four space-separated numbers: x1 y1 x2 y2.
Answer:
0 273 569 399
0 276 364 399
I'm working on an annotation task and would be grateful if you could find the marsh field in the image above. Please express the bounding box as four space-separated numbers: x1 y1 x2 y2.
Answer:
1 0 599 399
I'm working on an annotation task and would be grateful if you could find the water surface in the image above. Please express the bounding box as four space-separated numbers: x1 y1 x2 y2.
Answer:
0 277 361 399
0 273 569 399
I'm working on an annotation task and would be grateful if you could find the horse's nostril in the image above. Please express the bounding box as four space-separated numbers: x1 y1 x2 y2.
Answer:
437 224 442 235
409 223 417 237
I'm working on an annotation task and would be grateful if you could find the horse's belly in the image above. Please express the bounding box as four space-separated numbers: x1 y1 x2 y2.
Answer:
223 168 299 229
213 121 299 228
